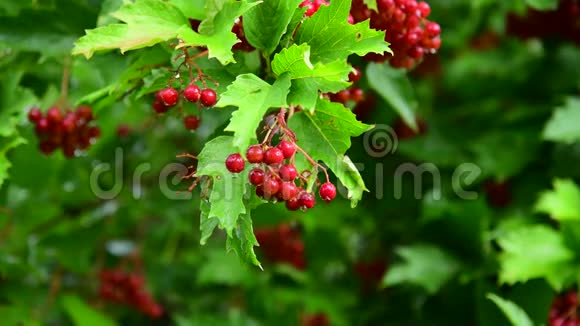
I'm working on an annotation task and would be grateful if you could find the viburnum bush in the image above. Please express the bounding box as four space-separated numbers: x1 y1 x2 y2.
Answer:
1 0 580 325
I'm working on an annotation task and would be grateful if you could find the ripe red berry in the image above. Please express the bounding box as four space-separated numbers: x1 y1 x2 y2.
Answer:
117 124 131 138
159 87 179 106
279 164 298 181
417 1 430 17
348 67 362 83
264 147 285 165
249 168 265 185
319 182 337 203
286 196 301 211
46 107 62 124
256 184 265 198
350 87 364 102
61 114 77 133
300 0 316 16
425 22 441 37
225 153 245 173
39 141 56 155
263 177 281 198
76 106 93 121
183 115 200 130
299 192 316 209
35 118 50 135
246 145 264 163
277 140 296 159
183 84 201 102
28 107 42 122
348 14 355 24
88 126 101 139
281 182 299 201
153 98 170 113
200 88 217 107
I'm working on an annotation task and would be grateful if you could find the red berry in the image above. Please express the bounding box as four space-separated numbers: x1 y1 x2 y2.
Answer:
117 124 131 138
159 87 179 106
348 67 362 83
35 118 49 135
28 108 42 122
264 147 285 165
76 106 93 121
263 177 281 198
350 87 364 102
183 115 200 130
281 182 299 201
319 182 336 203
88 126 101 139
300 0 316 16
332 89 351 104
62 143 76 158
285 196 301 211
153 98 170 113
256 184 265 198
225 153 245 173
348 14 355 24
200 88 217 107
61 114 77 133
39 141 56 155
46 107 62 124
279 164 297 181
183 84 201 102
277 140 296 159
249 168 265 185
246 145 264 163
299 192 316 209
425 22 441 37
417 1 430 17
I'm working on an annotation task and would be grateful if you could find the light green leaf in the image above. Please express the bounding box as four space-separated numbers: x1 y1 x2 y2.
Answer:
294 0 390 63
543 97 580 144
367 62 417 131
497 224 575 290
243 0 302 54
169 0 207 20
535 179 580 221
226 209 262 268
288 98 372 206
362 0 378 11
217 73 291 153
197 136 249 236
526 0 558 10
382 244 460 294
486 293 534 326
61 295 118 326
200 198 219 245
0 136 27 190
272 43 351 111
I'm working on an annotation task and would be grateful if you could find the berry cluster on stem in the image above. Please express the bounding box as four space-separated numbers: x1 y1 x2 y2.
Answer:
254 223 306 269
28 105 100 158
548 290 578 326
327 66 366 106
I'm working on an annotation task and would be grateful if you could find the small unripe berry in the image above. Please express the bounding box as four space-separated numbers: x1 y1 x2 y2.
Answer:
246 145 264 163
249 168 265 185
183 84 201 102
200 89 217 107
279 164 298 181
299 192 316 209
159 87 179 106
277 140 296 159
183 115 200 130
264 147 285 165
225 153 245 173
319 182 336 203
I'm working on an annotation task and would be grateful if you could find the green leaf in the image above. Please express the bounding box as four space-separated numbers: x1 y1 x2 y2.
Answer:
288 98 372 206
382 244 460 294
367 62 417 130
497 224 575 290
169 0 207 20
363 0 378 11
197 136 249 237
525 0 558 10
272 43 351 111
177 0 261 64
543 97 580 144
535 179 580 221
72 0 188 58
226 209 262 268
243 0 302 54
486 293 534 326
217 73 291 153
294 0 390 63
0 136 27 190
199 198 219 245
60 295 118 326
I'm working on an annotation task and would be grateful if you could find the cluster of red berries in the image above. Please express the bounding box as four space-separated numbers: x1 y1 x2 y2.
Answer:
254 224 306 269
28 106 100 158
153 85 213 130
350 0 442 68
225 140 337 211
98 269 163 319
327 66 365 106
300 0 355 22
506 0 579 44
548 290 578 326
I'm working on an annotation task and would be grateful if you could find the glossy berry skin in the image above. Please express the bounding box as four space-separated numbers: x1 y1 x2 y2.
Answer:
299 192 316 209
279 164 298 181
281 182 299 201
183 84 201 102
159 87 179 106
28 108 42 122
183 115 200 130
249 168 265 185
319 182 337 203
348 67 362 83
263 177 281 198
152 98 169 113
200 89 217 107
285 196 301 211
425 22 441 37
225 153 245 173
76 106 93 121
46 107 62 124
35 118 50 135
246 145 264 163
277 140 296 159
264 147 285 165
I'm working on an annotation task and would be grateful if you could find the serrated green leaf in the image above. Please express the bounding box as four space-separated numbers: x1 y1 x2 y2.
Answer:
526 0 558 10
497 224 575 290
217 73 291 153
169 0 207 20
197 136 248 236
61 295 118 326
288 98 372 205
535 179 580 221
543 97 580 144
73 0 188 58
486 293 534 326
226 210 262 268
272 43 351 111
294 0 390 63
366 62 417 131
200 198 219 245
382 244 460 294
243 0 302 54
0 136 27 190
